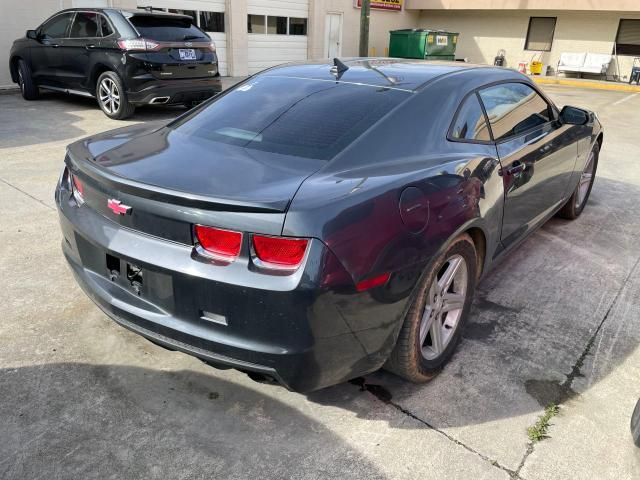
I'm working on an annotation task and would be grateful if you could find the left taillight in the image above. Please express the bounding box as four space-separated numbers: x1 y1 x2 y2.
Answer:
252 235 309 271
71 173 84 205
194 225 242 262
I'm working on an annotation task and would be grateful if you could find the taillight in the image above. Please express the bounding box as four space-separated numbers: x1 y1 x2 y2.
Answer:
252 235 309 270
206 41 216 52
194 225 242 262
117 38 161 52
71 174 84 205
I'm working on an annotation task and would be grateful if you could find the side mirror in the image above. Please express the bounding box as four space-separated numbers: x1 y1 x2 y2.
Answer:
559 105 589 125
26 30 38 40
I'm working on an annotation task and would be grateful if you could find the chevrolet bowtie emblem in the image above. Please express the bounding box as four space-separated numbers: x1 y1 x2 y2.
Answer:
107 199 132 216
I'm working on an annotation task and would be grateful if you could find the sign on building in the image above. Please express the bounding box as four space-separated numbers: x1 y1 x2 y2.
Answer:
354 0 403 12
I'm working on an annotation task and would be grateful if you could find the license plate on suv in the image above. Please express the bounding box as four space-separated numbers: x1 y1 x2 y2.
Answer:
179 49 197 60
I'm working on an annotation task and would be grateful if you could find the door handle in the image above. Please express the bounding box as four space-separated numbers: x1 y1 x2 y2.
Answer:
85 44 96 50
506 161 526 175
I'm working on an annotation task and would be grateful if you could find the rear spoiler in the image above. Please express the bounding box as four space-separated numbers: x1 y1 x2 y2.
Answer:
65 147 285 214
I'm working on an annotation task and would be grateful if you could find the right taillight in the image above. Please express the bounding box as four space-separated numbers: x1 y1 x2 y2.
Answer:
117 38 161 52
194 225 242 262
252 235 309 271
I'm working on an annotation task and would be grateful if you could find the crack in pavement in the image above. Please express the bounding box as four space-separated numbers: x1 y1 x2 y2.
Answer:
350 379 524 479
385 398 524 479
514 253 640 478
0 176 55 212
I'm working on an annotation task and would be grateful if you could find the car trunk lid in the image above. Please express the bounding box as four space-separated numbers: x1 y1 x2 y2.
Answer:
65 123 324 243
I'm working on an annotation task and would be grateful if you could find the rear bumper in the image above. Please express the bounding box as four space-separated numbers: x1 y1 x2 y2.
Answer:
56 188 407 392
127 76 222 105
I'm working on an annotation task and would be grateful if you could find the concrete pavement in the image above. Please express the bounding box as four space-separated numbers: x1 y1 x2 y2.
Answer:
1 83 639 479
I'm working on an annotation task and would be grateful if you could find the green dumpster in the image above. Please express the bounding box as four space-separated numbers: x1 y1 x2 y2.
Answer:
388 29 459 60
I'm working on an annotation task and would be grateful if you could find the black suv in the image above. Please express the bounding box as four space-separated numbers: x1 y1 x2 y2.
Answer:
9 8 222 119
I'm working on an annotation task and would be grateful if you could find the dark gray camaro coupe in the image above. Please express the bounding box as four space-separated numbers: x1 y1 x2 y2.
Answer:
56 59 602 392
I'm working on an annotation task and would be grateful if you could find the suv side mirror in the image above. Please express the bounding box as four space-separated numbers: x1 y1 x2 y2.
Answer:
559 105 589 125
26 30 38 40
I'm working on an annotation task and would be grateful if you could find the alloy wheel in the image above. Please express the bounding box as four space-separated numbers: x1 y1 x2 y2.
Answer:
99 78 120 115
576 151 595 208
419 254 468 360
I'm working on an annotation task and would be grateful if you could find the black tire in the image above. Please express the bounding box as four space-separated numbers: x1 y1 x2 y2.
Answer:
557 145 599 220
631 399 640 447
17 59 39 100
95 71 135 120
384 233 477 383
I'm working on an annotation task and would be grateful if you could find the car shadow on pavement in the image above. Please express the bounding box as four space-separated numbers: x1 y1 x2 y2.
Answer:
308 177 640 431
0 92 184 150
0 362 387 480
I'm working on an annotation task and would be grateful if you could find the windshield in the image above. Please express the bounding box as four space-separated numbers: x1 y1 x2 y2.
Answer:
171 77 410 160
129 15 208 41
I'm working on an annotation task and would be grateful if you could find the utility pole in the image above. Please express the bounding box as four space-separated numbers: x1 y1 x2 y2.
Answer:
358 0 371 57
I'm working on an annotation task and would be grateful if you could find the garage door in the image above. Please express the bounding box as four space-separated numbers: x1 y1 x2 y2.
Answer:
247 0 309 75
136 0 227 76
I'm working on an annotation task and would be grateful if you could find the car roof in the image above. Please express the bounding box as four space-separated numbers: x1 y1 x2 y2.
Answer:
55 8 192 20
260 58 510 93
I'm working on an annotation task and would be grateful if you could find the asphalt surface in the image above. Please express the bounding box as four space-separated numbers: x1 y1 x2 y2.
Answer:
1 81 639 479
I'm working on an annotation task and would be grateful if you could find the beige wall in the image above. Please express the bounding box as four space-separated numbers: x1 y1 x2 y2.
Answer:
0 0 136 87
418 9 640 80
308 0 420 59
407 0 640 12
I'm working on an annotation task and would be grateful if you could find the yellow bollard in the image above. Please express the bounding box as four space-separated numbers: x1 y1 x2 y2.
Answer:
370 47 376 57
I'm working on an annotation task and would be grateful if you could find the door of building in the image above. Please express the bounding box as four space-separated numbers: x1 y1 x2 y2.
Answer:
325 13 342 58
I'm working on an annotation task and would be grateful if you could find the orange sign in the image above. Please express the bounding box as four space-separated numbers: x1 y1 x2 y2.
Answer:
355 0 403 11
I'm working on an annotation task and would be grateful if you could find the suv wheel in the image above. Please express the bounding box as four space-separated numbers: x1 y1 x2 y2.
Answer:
385 233 477 382
96 72 135 120
17 59 39 100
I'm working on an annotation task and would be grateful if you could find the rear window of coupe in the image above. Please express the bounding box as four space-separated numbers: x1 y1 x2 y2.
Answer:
171 77 410 160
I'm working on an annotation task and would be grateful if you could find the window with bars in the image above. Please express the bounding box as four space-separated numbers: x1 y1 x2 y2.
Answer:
615 19 640 55
141 7 225 33
248 14 308 36
200 11 225 33
524 17 556 52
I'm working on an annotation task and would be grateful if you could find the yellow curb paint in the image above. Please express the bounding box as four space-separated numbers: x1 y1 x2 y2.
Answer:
532 76 640 93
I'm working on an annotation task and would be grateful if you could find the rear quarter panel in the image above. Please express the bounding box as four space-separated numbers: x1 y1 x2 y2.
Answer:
282 69 513 366
284 69 512 287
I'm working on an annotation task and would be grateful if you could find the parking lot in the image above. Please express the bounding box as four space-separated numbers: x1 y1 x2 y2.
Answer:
1 83 639 479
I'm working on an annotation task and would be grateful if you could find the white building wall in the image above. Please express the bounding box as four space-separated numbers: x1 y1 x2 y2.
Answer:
247 0 308 74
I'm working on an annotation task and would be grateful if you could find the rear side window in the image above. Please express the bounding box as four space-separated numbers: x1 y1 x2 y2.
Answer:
70 12 100 38
450 94 491 142
40 13 74 38
129 15 208 41
100 15 114 36
479 83 551 141
172 77 409 160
